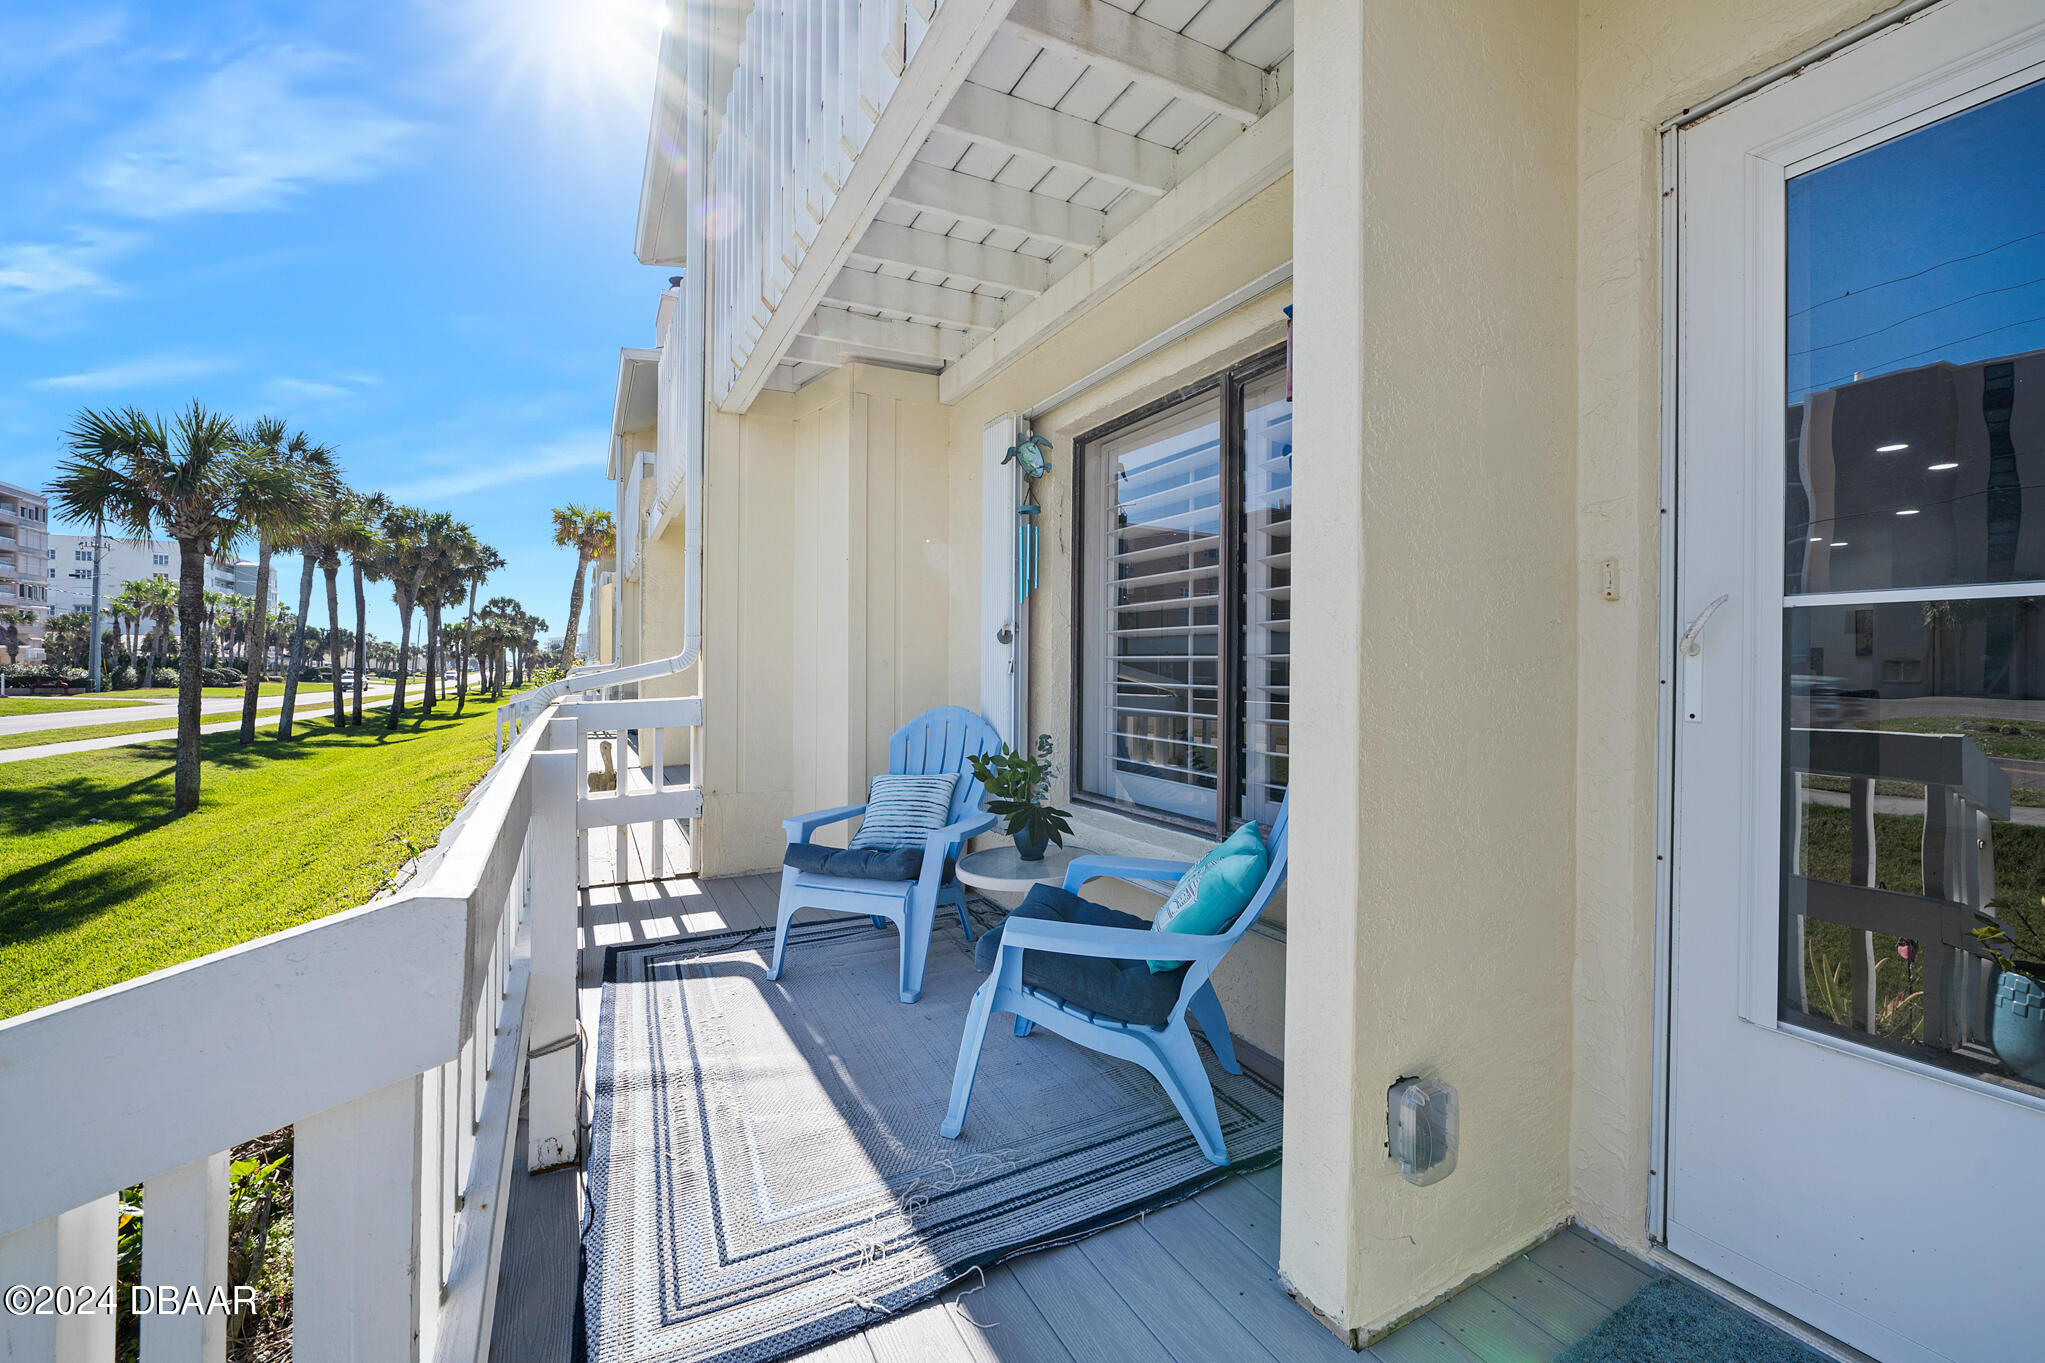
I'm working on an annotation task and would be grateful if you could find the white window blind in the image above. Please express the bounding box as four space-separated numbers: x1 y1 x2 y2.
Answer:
1086 394 1224 824
1240 372 1292 829
1079 349 1292 832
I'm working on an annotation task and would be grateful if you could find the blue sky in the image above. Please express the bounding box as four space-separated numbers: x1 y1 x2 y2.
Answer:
1788 75 2045 403
0 0 670 645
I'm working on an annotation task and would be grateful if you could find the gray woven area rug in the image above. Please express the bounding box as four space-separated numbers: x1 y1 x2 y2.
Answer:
581 907 1283 1363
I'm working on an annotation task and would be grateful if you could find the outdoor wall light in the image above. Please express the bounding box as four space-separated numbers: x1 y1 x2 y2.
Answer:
1830 540 1849 548
1897 509 1920 516
1387 1075 1457 1187
1929 462 1958 470
1877 443 1909 452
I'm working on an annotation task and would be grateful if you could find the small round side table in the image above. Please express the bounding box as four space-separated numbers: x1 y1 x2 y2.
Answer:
955 842 1092 894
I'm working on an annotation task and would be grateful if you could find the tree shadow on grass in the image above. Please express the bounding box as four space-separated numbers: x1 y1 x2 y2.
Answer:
0 860 167 992
0 708 483 952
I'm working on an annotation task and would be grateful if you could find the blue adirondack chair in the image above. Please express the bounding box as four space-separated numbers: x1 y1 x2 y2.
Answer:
940 795 1289 1166
769 706 1002 1003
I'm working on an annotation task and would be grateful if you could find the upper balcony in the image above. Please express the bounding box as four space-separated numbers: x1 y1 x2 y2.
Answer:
639 0 1292 412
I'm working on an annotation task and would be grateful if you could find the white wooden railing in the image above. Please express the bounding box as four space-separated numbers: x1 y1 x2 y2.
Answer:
1790 726 2010 1052
709 0 980 407
0 691 703 1362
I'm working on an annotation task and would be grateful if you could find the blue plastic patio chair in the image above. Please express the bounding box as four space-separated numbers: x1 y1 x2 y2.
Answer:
941 795 1289 1166
768 706 1001 1003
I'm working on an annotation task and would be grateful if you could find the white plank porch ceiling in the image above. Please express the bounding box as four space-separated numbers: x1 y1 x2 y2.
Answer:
773 0 1294 393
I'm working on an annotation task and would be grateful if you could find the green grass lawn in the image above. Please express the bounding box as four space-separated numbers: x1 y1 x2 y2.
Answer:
0 693 393 752
0 696 152 716
1798 796 2045 1040
0 714 207 752
1859 714 2045 762
0 699 501 1018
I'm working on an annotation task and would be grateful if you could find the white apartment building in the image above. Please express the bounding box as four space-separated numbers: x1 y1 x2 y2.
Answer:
46 533 251 618
0 479 50 662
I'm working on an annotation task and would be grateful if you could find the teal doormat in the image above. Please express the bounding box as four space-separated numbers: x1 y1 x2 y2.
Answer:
1558 1278 1827 1363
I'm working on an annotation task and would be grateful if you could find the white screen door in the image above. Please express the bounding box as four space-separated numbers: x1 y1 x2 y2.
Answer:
1670 6 2045 1360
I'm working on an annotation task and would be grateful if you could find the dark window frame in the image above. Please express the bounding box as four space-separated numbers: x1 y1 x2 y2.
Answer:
1069 345 1288 838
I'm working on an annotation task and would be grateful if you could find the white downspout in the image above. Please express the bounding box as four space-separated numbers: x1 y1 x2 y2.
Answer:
496 0 706 752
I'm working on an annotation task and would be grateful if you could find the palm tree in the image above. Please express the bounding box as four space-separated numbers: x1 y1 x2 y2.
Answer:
199 588 226 665
372 504 449 728
43 610 88 668
277 460 346 741
50 404 293 811
418 520 478 711
456 542 505 710
549 504 614 672
319 499 356 729
236 419 331 743
111 581 150 672
0 608 35 665
337 490 388 726
135 575 178 689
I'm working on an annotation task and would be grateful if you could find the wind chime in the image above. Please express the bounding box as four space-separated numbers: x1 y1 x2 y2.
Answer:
1003 431 1053 608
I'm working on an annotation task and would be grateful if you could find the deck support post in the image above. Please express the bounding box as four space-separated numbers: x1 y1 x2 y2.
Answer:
528 719 581 1172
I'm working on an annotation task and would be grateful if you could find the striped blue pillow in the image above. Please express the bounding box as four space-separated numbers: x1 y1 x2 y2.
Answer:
848 773 960 851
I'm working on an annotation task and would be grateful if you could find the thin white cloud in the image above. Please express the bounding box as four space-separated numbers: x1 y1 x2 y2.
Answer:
381 435 604 502
265 377 355 403
31 352 232 391
0 9 128 78
93 46 416 218
0 231 138 326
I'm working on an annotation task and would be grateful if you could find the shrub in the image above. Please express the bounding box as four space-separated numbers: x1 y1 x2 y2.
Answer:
1 664 69 687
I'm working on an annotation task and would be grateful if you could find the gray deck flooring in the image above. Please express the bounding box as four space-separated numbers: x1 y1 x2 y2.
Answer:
490 864 1653 1362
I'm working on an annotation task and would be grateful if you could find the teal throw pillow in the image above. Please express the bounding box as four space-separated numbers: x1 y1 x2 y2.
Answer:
1147 821 1267 973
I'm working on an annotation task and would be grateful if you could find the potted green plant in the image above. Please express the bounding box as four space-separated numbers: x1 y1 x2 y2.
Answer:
1974 898 2045 1083
968 734 1075 862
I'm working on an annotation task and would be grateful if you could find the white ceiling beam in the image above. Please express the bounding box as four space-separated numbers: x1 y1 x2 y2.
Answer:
801 308 973 363
888 163 1106 250
937 81 1175 194
1003 0 1269 122
848 222 1051 295
942 95 1293 404
783 336 853 367
824 270 1005 330
721 0 1013 413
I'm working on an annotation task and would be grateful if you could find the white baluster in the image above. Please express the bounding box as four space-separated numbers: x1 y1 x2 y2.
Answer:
293 1077 425 1363
0 1199 117 1363
650 727 666 871
56 1197 116 1363
140 1154 229 1363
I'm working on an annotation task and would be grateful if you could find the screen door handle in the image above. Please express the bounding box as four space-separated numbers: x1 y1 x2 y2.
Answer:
1679 594 1730 723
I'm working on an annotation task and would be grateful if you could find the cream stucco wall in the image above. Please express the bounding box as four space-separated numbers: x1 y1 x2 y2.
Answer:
1567 0 1891 1253
1280 0 1581 1342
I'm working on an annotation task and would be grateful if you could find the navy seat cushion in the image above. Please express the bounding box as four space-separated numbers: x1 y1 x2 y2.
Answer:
973 884 1189 1029
782 843 955 882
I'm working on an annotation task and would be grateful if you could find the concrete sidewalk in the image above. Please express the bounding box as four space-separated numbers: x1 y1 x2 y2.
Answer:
0 687 413 766
0 684 393 738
